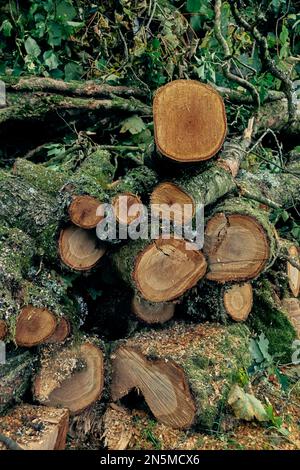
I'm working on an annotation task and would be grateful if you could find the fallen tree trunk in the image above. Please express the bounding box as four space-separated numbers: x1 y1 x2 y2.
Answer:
0 350 35 415
112 237 207 302
110 323 251 430
0 405 69 450
204 198 278 282
33 340 105 415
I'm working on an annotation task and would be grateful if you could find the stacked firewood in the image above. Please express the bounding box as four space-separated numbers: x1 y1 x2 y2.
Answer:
0 78 299 450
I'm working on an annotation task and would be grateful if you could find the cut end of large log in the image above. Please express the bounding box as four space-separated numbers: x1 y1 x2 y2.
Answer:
153 80 227 162
134 237 207 302
15 306 57 347
287 245 300 297
223 283 253 321
131 295 175 324
0 405 69 450
44 318 71 344
59 224 106 271
0 320 7 340
33 342 104 414
204 213 269 282
150 182 195 224
111 346 196 429
112 192 142 225
68 195 103 229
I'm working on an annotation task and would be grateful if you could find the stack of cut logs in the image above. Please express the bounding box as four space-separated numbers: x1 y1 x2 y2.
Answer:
0 79 299 450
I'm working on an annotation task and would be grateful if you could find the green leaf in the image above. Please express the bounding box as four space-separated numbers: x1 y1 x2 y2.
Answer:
43 50 59 70
0 19 13 37
56 0 77 21
228 384 269 422
64 62 83 80
47 21 63 46
249 338 264 363
120 115 146 135
186 0 201 12
24 36 41 58
257 333 272 361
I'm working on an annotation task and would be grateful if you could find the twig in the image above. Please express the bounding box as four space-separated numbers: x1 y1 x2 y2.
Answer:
214 0 260 107
228 0 297 125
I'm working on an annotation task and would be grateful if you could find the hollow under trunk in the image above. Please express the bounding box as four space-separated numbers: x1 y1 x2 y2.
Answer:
110 323 251 430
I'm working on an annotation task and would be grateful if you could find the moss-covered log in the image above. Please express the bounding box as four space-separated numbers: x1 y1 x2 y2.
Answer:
0 169 62 259
204 198 278 282
4 75 146 99
111 237 207 302
0 89 151 130
110 322 251 430
150 121 253 222
247 279 297 362
0 350 35 415
237 160 300 209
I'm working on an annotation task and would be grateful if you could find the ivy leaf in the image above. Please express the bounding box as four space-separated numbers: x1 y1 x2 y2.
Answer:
56 0 77 21
0 19 13 37
24 36 41 58
43 50 59 70
64 62 83 80
120 115 146 135
250 333 272 364
228 384 269 422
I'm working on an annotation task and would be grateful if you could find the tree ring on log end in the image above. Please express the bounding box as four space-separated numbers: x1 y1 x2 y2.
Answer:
204 213 270 282
111 346 196 429
15 306 57 347
151 182 195 224
112 192 142 225
287 245 300 297
131 295 175 324
59 224 106 271
153 80 227 162
34 342 104 415
45 318 71 344
68 195 103 229
0 320 8 340
134 237 207 302
223 283 253 321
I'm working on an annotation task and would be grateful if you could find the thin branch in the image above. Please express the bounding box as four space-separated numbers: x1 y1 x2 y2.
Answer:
214 0 260 107
228 0 297 125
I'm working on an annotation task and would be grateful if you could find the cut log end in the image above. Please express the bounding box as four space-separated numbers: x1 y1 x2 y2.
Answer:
0 320 7 340
204 213 269 282
44 318 71 344
287 245 300 297
112 192 142 225
59 224 106 271
153 80 227 162
15 306 57 347
111 346 196 429
223 283 253 321
131 295 175 324
34 342 104 415
0 405 69 450
68 195 103 229
150 182 195 224
282 298 300 338
134 237 207 302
